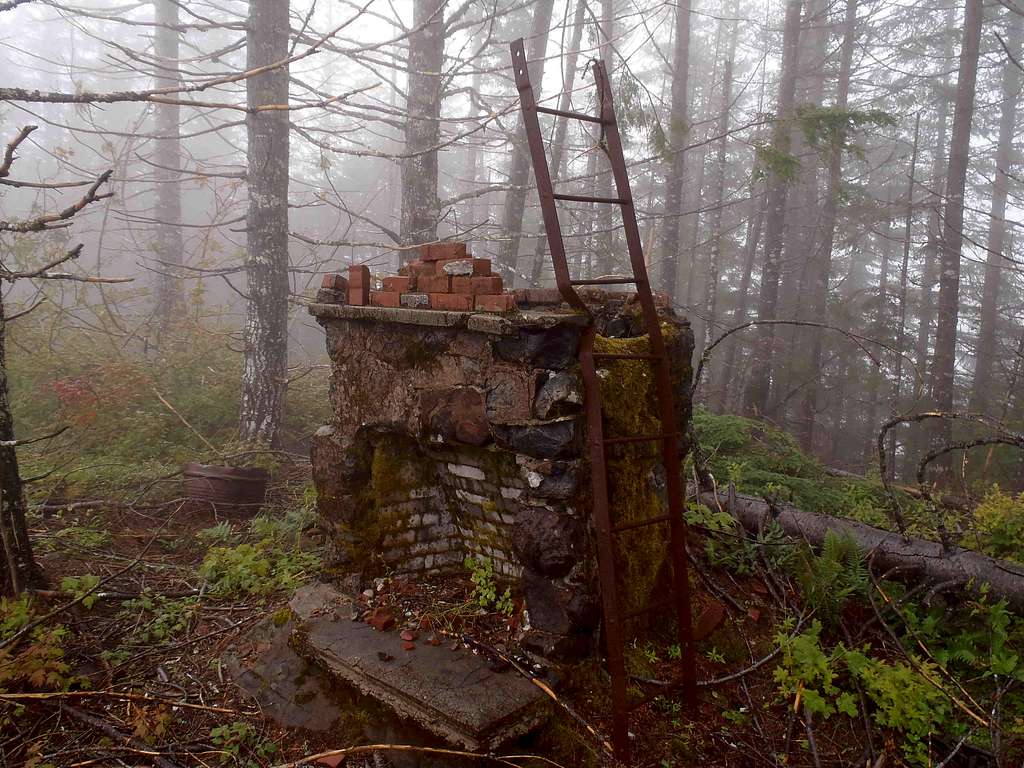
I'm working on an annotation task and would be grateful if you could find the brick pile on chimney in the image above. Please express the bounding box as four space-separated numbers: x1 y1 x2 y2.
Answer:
319 242 519 314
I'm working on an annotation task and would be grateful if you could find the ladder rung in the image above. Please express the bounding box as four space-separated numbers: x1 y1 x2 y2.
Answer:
612 513 671 533
603 433 678 446
536 105 605 124
552 192 628 205
592 352 661 361
570 277 636 285
623 597 673 622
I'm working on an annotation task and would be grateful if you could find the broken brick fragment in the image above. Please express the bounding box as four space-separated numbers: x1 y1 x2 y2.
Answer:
370 291 401 308
408 261 435 279
321 273 347 291
402 641 416 651
366 607 395 632
429 293 473 311
475 293 517 313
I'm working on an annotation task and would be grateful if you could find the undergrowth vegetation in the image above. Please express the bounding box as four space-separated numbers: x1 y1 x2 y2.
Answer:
8 306 328 498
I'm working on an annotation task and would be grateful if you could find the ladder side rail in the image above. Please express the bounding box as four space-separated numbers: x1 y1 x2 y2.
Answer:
578 326 632 761
592 60 698 706
510 40 585 311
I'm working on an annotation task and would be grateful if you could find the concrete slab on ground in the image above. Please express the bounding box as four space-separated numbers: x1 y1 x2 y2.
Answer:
289 583 547 752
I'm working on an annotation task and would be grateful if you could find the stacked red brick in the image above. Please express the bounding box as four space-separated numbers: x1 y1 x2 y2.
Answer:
348 242 517 314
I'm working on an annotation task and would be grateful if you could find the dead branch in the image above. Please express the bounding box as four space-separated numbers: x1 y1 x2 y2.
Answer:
58 703 185 768
0 124 34 177
0 170 113 234
699 488 1024 612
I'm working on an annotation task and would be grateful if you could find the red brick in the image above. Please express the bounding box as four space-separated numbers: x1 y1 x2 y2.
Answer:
451 275 503 296
348 264 371 287
383 275 413 293
429 293 473 311
408 261 435 279
471 276 502 295
321 273 347 291
422 242 468 261
475 293 517 313
514 288 563 306
348 285 369 306
418 274 451 293
370 290 401 308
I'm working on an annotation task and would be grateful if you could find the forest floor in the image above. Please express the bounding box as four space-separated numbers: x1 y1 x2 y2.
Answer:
3 411 1022 766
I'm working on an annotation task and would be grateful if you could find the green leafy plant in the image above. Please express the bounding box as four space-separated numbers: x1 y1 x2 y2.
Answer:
60 575 101 609
793 530 866 623
773 620 858 718
122 595 201 644
197 521 238 546
199 541 319 597
463 555 514 615
209 720 277 766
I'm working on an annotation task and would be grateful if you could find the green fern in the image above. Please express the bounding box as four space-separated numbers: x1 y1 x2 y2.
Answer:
795 530 866 623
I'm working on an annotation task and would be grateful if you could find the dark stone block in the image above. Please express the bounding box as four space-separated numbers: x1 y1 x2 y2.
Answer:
532 371 582 419
493 324 581 369
490 417 579 459
511 507 578 578
519 458 580 500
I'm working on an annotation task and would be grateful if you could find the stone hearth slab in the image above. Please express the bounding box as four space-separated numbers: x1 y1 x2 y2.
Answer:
289 583 547 752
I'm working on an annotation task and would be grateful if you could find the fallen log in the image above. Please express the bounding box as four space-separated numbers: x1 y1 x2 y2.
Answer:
699 489 1024 612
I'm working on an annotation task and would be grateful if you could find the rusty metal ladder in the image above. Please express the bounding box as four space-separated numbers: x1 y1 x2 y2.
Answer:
510 39 697 764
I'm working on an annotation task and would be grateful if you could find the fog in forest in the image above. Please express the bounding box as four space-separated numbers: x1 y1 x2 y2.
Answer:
2 0 1024 765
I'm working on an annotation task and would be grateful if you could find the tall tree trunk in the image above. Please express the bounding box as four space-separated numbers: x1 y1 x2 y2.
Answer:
0 294 42 595
239 0 290 445
773 0 828 425
153 0 185 330
905 30 953 478
970 16 1021 414
530 0 586 285
701 15 739 375
888 114 921 473
400 0 445 246
795 0 857 451
657 0 693 299
929 0 984 474
742 0 804 417
594 0 616 276
500 0 556 279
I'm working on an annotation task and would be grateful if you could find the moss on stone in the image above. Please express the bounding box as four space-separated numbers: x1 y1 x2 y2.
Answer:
593 325 692 616
338 436 432 572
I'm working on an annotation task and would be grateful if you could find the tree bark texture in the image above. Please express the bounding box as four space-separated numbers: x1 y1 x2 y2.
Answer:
700 489 1024 612
657 0 693 299
742 0 804 417
795 0 857 452
529 0 586 285
239 0 291 445
0 292 42 595
400 0 444 246
970 16 1021 414
153 0 185 329
500 0 555 278
929 0 984 468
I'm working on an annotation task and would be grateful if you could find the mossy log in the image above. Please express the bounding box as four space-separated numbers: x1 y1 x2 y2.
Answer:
701 489 1024 612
